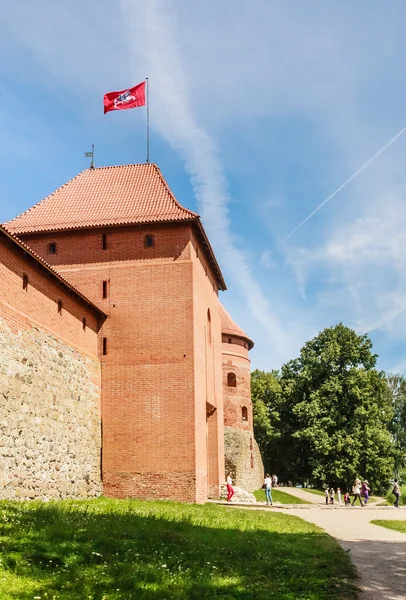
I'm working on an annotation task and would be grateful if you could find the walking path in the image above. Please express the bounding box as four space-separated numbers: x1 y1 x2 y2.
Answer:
224 489 406 600
279 506 406 600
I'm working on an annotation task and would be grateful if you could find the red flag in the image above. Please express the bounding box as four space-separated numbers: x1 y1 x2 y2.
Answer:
104 81 146 114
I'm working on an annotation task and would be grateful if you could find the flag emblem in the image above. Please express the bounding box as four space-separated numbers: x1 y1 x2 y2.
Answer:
104 81 146 114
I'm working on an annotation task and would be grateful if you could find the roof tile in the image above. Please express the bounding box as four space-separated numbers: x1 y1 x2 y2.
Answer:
218 303 254 349
6 163 197 234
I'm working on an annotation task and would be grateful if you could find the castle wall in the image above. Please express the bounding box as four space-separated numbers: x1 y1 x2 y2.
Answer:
0 234 102 499
23 224 220 502
191 231 224 501
221 336 263 491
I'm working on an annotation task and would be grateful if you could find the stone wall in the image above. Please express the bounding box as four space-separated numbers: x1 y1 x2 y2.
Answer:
0 317 101 500
224 426 264 492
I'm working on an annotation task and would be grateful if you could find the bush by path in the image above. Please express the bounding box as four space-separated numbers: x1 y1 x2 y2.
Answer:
0 497 356 599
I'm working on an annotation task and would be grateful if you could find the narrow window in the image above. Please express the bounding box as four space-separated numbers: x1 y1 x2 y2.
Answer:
227 372 237 387
242 406 248 421
228 337 232 344
207 309 212 344
102 337 107 355
82 317 87 331
145 235 154 248
102 234 107 250
22 274 28 290
102 281 108 299
48 242 57 255
57 299 62 314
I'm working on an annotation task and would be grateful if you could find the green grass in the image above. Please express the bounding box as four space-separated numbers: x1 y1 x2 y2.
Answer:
371 520 406 534
0 497 357 600
253 488 311 504
304 489 325 497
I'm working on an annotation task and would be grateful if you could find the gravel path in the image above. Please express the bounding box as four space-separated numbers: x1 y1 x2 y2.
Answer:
280 506 406 600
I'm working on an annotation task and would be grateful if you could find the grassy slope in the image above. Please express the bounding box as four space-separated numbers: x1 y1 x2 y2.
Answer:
371 520 406 534
253 488 311 504
0 498 356 600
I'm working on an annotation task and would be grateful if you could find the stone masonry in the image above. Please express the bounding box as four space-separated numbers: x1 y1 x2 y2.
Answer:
0 317 101 500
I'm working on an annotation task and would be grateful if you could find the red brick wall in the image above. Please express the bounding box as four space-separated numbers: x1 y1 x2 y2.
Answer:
22 223 225 502
221 335 253 433
191 231 224 501
0 233 100 358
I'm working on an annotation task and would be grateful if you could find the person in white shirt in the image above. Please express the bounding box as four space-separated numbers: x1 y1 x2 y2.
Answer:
264 474 273 505
351 479 364 506
226 473 235 502
337 487 342 505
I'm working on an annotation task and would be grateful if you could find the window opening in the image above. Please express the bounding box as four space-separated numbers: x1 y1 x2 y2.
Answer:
57 299 62 314
145 235 154 248
82 317 87 330
242 406 248 421
227 372 237 387
48 242 57 255
102 337 107 355
228 337 232 344
102 234 107 250
207 309 212 344
102 281 108 299
22 274 28 290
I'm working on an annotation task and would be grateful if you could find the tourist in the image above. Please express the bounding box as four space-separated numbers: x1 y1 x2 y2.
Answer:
344 491 351 505
264 473 273 506
393 479 401 508
324 488 329 505
272 474 278 488
337 487 342 505
351 479 364 506
329 487 335 505
226 472 235 502
361 480 370 505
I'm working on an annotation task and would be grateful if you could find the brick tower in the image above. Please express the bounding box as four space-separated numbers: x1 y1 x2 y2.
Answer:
219 303 264 491
7 164 226 502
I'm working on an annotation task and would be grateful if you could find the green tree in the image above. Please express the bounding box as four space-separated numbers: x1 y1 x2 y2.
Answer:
260 324 394 492
386 373 406 478
251 369 281 472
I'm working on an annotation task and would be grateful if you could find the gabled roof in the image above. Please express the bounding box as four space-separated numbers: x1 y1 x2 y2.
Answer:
6 163 197 234
6 163 226 290
0 224 106 318
219 303 254 350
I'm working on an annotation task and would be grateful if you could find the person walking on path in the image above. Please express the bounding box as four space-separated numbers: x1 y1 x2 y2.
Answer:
264 473 273 506
344 491 351 505
361 480 370 505
226 473 235 502
324 488 329 505
329 487 335 505
393 479 401 507
352 479 364 506
272 474 278 488
337 487 342 505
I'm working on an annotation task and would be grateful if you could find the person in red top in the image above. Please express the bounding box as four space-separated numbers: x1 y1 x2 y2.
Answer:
226 473 235 502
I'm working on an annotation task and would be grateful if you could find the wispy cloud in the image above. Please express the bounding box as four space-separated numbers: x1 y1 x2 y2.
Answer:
119 0 293 358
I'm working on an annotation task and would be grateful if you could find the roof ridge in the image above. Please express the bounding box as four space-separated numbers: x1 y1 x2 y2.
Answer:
4 168 89 227
151 164 198 218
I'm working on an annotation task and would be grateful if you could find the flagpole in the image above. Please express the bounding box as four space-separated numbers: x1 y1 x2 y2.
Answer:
146 77 150 163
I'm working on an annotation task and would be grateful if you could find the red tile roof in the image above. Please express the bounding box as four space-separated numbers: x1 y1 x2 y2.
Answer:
6 163 226 290
6 163 197 234
219 303 254 349
0 224 106 317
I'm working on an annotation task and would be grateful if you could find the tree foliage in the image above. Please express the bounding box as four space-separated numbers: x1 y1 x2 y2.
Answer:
386 373 406 478
252 324 396 493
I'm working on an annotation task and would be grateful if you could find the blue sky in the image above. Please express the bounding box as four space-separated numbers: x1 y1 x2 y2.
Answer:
1 0 406 373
